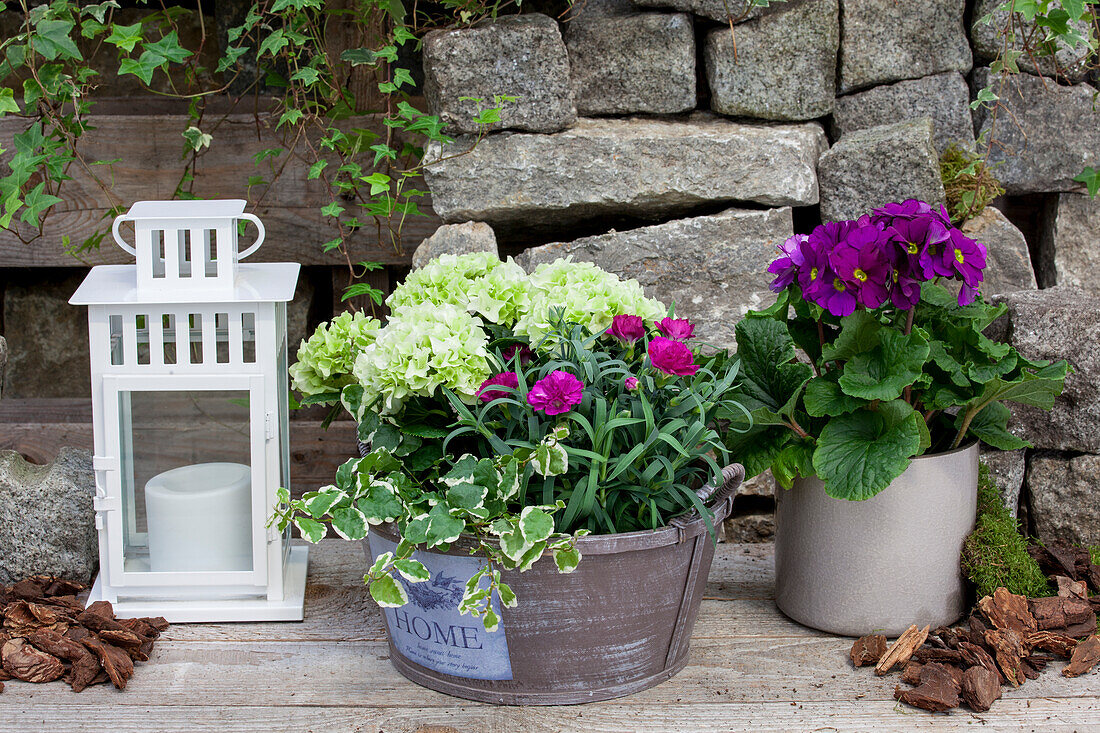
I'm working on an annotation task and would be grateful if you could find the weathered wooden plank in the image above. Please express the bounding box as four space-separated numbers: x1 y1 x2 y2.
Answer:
1 699 1098 733
0 399 358 493
0 114 441 266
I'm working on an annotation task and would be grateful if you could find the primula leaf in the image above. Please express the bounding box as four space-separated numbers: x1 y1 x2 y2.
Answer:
959 401 1030 451
369 574 408 607
804 376 865 417
970 360 1070 411
812 400 923 501
734 316 812 417
838 327 930 401
771 439 815 490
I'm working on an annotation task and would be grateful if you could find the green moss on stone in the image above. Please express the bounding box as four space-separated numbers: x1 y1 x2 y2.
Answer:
962 463 1053 599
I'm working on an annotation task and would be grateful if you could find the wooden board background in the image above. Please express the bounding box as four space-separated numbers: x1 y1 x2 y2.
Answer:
0 113 440 267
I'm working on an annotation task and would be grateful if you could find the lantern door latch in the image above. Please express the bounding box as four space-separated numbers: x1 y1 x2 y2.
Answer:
265 411 276 440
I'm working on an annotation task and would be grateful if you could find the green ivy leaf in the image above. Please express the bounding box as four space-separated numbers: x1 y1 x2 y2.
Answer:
369 574 408 607
35 20 82 61
258 29 289 59
0 88 19 116
812 400 923 501
144 30 192 64
118 50 163 85
1074 167 1100 198
340 47 378 66
19 182 62 226
106 22 143 53
320 200 344 218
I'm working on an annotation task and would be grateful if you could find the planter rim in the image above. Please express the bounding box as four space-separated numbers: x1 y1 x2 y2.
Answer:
371 463 745 556
907 440 979 462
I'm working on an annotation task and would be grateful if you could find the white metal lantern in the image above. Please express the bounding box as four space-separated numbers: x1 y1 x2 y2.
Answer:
70 200 308 622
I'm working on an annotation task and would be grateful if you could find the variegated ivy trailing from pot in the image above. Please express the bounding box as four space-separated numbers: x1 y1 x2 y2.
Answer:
270 253 747 629
725 199 1070 501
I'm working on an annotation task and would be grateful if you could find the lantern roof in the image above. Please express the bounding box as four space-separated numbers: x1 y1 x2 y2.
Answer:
124 199 250 220
69 262 300 306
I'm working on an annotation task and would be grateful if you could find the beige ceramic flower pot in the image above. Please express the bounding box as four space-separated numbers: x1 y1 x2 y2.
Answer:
774 442 979 637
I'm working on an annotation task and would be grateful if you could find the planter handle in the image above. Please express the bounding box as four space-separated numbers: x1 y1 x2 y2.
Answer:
696 464 745 510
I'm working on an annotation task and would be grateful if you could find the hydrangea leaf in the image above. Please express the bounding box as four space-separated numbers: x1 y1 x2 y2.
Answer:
369 575 408 608
812 399 923 501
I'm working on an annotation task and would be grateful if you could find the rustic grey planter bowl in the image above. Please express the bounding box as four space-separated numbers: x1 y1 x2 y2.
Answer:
364 464 744 705
774 442 979 637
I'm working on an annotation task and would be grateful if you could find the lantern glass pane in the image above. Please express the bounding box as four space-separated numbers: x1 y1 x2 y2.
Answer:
117 389 255 574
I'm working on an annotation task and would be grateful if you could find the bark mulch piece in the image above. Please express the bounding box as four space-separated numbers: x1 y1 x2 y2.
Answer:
0 576 168 693
1063 635 1100 678
850 634 887 667
960 666 1002 712
979 588 1037 634
875 624 930 676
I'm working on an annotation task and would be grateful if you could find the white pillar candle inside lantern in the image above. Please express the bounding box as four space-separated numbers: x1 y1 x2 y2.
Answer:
70 200 308 623
145 463 252 573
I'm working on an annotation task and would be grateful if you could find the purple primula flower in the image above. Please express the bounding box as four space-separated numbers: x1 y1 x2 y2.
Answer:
656 317 696 341
795 234 835 298
477 371 519 403
814 274 859 317
527 370 584 415
889 266 922 310
829 223 893 309
605 314 646 342
767 234 808 292
647 337 699 376
624 376 639 391
884 214 951 280
871 199 944 224
943 228 987 288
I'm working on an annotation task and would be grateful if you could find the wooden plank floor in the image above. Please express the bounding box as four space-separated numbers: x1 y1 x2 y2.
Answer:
1 541 1098 732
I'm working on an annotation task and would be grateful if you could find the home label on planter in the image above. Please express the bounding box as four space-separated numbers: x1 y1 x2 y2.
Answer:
368 534 513 681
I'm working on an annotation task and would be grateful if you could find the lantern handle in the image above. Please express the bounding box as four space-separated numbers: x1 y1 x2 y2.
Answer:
237 213 265 260
111 214 138 256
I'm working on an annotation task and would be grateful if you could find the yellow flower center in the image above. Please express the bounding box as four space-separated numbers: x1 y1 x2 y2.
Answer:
954 247 965 264
810 267 819 281
907 242 919 255
833 278 846 292
854 268 868 282
929 244 938 256
892 269 899 283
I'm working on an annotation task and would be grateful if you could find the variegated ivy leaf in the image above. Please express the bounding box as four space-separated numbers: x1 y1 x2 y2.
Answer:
498 457 521 500
357 481 405 525
341 385 369 425
488 517 513 537
330 505 369 540
518 507 554 544
369 575 408 608
275 487 291 504
447 481 488 511
369 551 394 576
497 581 517 608
550 424 570 440
517 541 546 572
303 487 346 518
531 441 568 477
356 447 400 478
392 558 430 583
425 503 464 546
553 545 581 573
403 514 430 543
334 458 357 492
499 529 533 563
441 454 479 487
293 516 328 543
481 606 500 632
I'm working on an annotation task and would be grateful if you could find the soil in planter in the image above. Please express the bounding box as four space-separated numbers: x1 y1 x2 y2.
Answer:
848 535 1100 714
0 575 168 693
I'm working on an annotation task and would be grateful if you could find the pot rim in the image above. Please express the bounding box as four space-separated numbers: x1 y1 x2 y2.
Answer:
370 463 745 556
907 440 979 462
